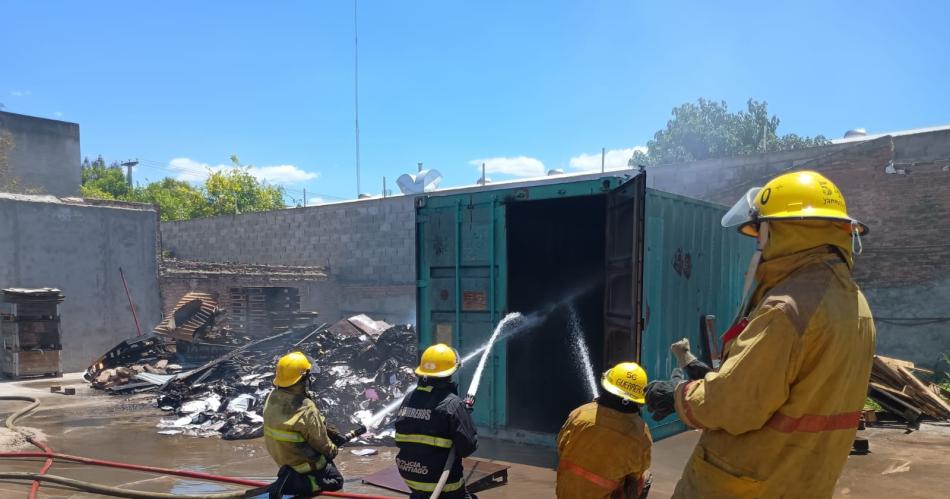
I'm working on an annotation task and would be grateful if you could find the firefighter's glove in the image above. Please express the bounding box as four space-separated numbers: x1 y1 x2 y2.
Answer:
670 338 698 368
645 369 685 422
683 359 713 381
327 425 348 447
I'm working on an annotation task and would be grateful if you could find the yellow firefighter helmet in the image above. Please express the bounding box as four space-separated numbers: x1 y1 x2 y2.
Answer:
722 170 868 237
415 344 461 378
601 362 648 404
273 351 312 387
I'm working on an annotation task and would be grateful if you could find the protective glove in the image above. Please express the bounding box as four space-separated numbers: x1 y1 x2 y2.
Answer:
644 368 685 422
670 338 698 368
683 359 713 381
326 425 348 447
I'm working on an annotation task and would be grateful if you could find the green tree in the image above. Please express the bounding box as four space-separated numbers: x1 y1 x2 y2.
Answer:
80 158 131 198
134 178 209 221
79 154 286 219
632 98 830 166
204 156 285 215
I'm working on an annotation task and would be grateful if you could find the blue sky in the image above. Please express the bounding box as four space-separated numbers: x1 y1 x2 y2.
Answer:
2 1 948 203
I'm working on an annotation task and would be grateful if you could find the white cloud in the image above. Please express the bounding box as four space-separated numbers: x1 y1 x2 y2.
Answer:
53 111 63 117
167 157 319 185
249 164 319 184
10 90 31 97
469 156 546 178
305 197 326 206
569 146 648 171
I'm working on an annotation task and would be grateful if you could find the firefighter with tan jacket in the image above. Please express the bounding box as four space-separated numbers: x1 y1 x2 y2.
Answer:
645 171 876 498
557 362 653 499
262 351 343 498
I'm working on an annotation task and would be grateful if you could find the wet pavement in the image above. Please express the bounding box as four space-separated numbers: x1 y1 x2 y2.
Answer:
3 374 950 498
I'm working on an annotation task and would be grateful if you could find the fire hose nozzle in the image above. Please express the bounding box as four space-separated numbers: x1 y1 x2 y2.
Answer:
462 395 475 412
343 424 368 442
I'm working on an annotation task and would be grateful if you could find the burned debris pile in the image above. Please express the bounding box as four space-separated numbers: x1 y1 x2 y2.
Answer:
86 303 418 442
154 317 417 440
867 355 950 427
84 335 180 392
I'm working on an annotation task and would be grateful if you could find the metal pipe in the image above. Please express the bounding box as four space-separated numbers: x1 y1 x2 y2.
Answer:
119 266 144 337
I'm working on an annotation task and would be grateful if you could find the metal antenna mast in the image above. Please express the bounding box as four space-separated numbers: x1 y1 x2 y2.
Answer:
354 0 362 196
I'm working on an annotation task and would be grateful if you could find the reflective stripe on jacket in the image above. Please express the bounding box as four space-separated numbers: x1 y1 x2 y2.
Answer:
672 245 876 498
556 401 652 499
393 382 477 493
262 385 337 472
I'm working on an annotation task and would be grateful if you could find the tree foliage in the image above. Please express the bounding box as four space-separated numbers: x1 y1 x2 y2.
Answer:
204 156 285 216
80 155 286 221
632 98 830 166
80 156 131 199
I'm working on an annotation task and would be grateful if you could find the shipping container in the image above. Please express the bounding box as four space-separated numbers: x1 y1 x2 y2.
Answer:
415 172 754 444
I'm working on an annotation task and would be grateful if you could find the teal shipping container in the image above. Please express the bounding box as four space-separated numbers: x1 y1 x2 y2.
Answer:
415 172 754 445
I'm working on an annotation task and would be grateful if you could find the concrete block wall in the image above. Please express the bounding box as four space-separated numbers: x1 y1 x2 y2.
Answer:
162 196 416 285
0 111 81 197
0 194 162 371
161 196 417 322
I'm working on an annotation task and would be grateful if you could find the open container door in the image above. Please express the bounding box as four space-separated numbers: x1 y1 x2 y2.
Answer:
603 173 646 367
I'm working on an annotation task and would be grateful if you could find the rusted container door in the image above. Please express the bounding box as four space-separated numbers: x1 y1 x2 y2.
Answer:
603 174 646 366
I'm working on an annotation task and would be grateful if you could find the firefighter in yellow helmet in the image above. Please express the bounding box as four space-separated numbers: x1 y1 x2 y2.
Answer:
393 344 478 499
557 362 653 499
645 171 876 498
262 351 346 498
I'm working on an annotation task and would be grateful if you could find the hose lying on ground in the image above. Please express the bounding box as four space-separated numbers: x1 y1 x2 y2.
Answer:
2 395 53 499
0 395 397 499
0 472 251 499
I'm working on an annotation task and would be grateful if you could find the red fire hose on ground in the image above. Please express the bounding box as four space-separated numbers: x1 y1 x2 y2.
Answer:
0 395 396 499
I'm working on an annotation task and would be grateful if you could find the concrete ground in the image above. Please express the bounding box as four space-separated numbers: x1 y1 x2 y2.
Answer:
2 374 949 498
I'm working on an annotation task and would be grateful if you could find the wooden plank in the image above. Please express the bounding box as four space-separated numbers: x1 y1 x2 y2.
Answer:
897 366 950 418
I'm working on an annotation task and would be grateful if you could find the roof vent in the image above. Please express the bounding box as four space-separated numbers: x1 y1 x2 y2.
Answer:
843 128 868 138
476 175 492 185
397 163 443 194
547 169 564 176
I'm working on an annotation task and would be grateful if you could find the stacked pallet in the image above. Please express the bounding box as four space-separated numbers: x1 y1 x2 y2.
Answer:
228 287 303 337
868 355 950 422
0 288 64 378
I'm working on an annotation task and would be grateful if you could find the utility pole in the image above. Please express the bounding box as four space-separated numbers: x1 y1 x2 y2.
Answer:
601 147 605 173
303 188 307 207
120 159 138 187
383 176 387 198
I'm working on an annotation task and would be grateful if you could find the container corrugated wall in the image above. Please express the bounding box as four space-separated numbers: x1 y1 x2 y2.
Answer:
640 189 755 440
